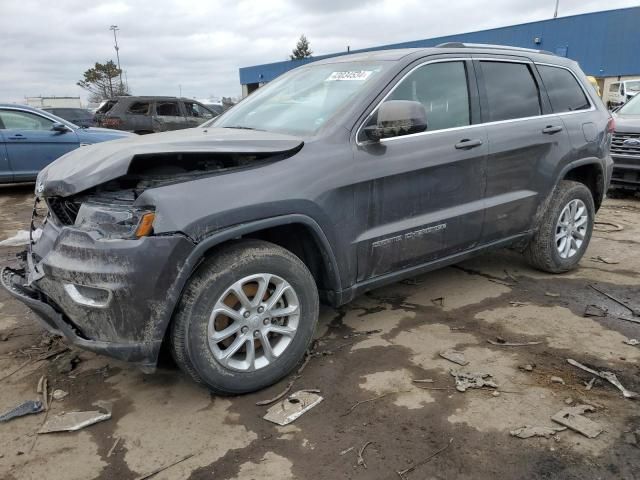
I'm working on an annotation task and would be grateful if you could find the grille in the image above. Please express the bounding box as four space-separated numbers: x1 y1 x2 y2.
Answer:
47 197 81 225
611 132 640 157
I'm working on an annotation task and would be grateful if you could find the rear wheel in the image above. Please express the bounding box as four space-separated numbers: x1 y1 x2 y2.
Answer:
170 240 319 394
525 180 594 273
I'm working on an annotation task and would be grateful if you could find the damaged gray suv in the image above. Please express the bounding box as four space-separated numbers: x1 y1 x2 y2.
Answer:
2 44 613 394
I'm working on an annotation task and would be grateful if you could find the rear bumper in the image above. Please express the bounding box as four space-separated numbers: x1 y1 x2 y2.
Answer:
1 215 195 369
610 154 640 190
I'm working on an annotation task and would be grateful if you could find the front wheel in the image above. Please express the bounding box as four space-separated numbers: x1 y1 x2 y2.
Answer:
170 240 319 394
524 180 595 273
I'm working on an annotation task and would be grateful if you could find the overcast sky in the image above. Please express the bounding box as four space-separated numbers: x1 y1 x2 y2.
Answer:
0 0 638 104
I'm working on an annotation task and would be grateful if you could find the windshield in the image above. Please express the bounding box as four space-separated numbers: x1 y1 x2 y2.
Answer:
213 61 390 136
626 81 640 92
618 94 640 115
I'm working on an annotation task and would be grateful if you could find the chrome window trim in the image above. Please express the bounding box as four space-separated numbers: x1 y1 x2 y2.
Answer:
355 57 594 146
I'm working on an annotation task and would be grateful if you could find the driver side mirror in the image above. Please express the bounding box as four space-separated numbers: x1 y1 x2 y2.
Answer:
51 123 70 133
363 100 427 141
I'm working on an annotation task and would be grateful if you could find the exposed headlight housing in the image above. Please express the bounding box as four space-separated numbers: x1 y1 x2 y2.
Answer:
74 203 155 239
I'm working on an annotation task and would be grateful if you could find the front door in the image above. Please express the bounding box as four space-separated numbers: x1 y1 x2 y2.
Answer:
153 100 186 131
0 108 79 181
183 101 215 128
0 130 11 183
353 59 487 281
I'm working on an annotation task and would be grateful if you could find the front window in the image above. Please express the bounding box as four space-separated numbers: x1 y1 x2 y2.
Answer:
626 81 640 93
618 94 640 115
0 110 54 130
214 61 390 136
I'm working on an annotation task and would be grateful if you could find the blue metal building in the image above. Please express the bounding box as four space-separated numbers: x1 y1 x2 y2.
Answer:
239 6 640 96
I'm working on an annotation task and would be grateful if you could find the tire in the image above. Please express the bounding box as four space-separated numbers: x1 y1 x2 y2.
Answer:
170 239 319 394
524 180 595 273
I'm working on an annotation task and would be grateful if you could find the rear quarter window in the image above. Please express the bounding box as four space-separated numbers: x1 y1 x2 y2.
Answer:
127 102 151 115
480 61 541 122
538 65 591 113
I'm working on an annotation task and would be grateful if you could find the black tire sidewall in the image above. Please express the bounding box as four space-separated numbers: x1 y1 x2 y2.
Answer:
184 248 318 394
547 184 595 270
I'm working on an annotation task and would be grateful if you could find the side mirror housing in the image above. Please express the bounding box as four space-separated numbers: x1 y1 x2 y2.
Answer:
363 100 427 141
51 123 70 133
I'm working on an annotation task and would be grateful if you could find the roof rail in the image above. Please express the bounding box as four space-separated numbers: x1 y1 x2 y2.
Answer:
436 42 555 56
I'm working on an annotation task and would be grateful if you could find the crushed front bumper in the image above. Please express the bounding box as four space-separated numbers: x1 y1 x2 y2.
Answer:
1 204 195 370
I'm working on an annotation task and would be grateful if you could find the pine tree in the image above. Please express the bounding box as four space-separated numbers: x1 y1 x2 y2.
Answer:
290 35 313 60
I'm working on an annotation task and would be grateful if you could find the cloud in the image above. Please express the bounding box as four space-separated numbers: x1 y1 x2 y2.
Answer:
0 0 637 104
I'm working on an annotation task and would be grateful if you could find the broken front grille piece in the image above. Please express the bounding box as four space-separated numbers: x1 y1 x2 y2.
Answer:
47 198 81 225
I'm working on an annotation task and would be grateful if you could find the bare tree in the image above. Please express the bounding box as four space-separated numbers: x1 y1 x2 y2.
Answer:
77 61 130 102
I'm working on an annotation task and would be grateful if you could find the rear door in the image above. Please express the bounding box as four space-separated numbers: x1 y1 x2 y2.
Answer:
153 100 185 131
125 100 154 132
474 57 571 242
0 108 79 181
0 124 11 183
354 57 488 281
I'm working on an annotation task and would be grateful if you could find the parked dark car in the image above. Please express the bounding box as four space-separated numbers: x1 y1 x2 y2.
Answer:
610 94 640 191
95 96 217 134
2 44 613 394
0 104 133 183
42 107 96 128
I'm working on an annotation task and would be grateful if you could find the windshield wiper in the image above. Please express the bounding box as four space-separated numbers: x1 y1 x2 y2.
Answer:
223 125 263 131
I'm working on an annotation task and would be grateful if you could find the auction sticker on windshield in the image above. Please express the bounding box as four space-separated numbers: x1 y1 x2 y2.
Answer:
326 71 373 81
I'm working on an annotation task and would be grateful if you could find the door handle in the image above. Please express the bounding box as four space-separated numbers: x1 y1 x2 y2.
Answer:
8 134 26 140
454 139 483 150
542 125 563 134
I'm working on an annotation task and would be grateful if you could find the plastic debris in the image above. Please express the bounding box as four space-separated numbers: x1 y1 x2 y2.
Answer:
0 400 43 422
510 425 566 439
550 376 565 385
263 390 323 426
439 349 469 366
624 339 639 346
0 229 41 247
551 405 602 438
52 390 69 401
450 370 497 392
567 358 638 399
584 304 607 318
39 408 111 433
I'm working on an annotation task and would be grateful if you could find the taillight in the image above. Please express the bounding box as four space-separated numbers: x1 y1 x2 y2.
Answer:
607 117 615 134
103 117 122 128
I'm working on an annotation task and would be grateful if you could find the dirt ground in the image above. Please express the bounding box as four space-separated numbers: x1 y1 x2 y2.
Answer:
0 183 639 480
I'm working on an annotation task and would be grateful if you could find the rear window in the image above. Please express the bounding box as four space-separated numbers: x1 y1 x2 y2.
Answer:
538 65 591 113
609 83 620 93
156 101 180 116
480 61 541 122
128 102 151 115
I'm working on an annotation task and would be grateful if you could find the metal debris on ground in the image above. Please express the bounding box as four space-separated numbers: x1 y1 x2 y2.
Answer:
488 339 542 347
551 405 602 438
589 285 640 317
341 391 408 416
624 339 639 346
396 438 453 479
509 301 529 307
567 358 638 399
39 407 111 433
107 437 121 457
357 441 372 468
52 389 68 401
439 349 469 366
263 390 323 426
584 304 608 317
342 329 382 339
0 400 43 422
412 379 434 384
510 425 567 439
256 380 296 406
134 453 196 480
565 397 574 405
519 364 535 372
590 256 620 265
339 446 354 456
450 370 497 392
550 376 565 385
431 297 444 307
584 377 597 390
545 292 560 297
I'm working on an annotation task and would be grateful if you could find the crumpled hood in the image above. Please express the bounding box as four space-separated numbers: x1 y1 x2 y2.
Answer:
37 127 303 197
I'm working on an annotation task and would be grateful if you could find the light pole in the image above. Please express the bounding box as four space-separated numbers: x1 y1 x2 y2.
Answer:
553 0 560 18
109 25 124 91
